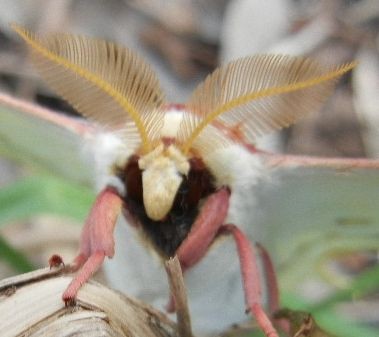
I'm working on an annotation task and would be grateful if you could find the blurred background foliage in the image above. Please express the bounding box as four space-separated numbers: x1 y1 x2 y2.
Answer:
0 0 378 336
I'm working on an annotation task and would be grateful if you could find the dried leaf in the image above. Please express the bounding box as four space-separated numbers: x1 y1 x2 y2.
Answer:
0 268 177 337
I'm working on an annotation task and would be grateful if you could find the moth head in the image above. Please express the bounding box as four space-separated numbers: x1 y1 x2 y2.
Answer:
138 143 190 221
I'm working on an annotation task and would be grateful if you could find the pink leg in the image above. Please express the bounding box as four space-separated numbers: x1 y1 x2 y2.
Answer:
220 224 279 337
256 243 279 314
176 187 230 271
57 186 122 304
169 189 279 337
63 252 105 305
165 188 230 312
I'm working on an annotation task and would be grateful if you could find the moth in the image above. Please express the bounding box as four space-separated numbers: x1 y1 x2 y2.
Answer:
2 24 379 336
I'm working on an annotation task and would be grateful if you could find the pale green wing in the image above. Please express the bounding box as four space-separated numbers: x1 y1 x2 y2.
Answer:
257 154 379 291
0 92 95 185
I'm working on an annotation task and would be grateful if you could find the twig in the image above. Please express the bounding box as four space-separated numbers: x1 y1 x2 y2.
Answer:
164 256 194 337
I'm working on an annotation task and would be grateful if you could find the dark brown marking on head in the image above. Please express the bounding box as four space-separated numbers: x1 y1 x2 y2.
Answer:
120 155 215 257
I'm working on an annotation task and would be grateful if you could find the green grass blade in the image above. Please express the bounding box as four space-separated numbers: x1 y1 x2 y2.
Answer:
0 175 95 272
0 175 95 226
0 235 34 272
281 265 379 337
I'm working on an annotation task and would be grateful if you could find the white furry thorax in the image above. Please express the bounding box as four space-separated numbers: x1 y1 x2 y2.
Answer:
84 129 130 195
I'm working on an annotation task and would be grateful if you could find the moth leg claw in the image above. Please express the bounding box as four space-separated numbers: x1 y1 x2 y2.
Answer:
48 254 65 269
63 296 77 307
